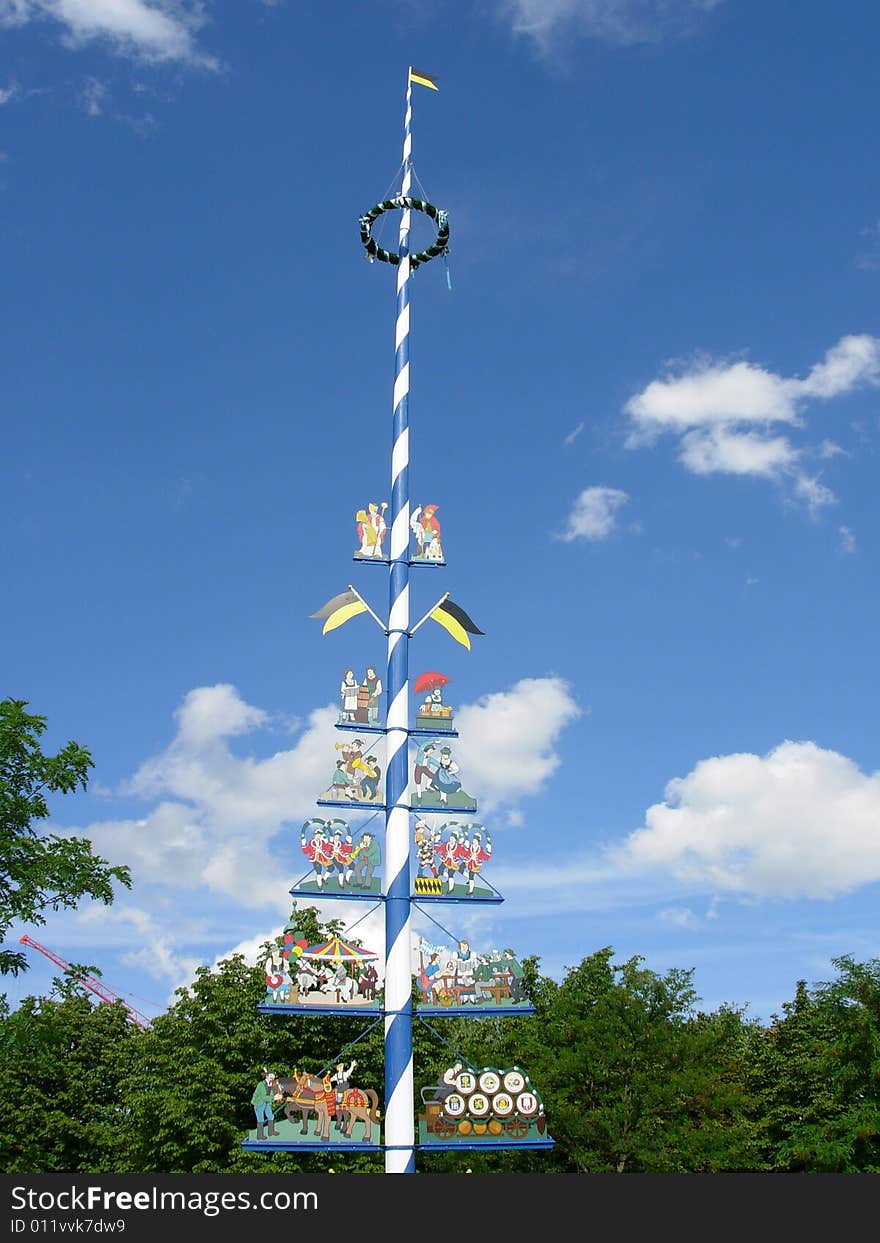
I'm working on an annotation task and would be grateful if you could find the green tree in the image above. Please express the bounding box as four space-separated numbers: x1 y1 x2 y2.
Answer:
0 930 774 1174
0 983 137 1173
754 956 880 1171
0 698 131 976
119 907 391 1174
444 948 762 1173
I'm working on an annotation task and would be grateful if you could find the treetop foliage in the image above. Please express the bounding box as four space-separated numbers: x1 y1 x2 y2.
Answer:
0 698 132 976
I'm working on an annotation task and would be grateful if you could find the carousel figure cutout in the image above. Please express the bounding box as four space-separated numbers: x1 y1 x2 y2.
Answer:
410 503 444 562
354 501 389 559
262 939 381 1014
410 739 475 811
338 663 384 728
317 739 383 807
259 904 382 1014
244 1060 382 1149
418 1064 550 1149
412 819 496 899
413 671 456 733
413 935 532 1014
296 819 383 896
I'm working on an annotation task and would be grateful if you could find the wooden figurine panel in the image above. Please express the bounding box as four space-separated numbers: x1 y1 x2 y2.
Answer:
354 501 389 559
260 908 382 1013
297 819 383 895
418 1064 548 1146
293 937 381 1007
410 503 444 562
412 819 493 898
413 671 455 731
411 740 475 811
246 1061 381 1148
318 739 384 806
338 664 384 727
413 935 530 1011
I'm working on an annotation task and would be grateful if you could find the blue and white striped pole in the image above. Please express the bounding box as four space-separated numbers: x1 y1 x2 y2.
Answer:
383 67 415 1175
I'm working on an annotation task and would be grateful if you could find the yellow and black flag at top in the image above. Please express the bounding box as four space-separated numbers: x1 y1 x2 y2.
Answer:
409 67 439 91
430 596 484 651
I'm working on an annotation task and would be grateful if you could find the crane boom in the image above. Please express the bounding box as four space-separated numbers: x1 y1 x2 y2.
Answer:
19 934 152 1029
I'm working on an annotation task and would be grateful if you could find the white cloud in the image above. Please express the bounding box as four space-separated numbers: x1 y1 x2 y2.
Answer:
559 485 629 541
563 420 584 446
170 681 271 749
792 473 836 515
496 0 722 50
0 1 215 66
83 685 337 909
839 525 856 554
624 335 880 506
659 905 700 928
454 676 582 813
856 220 880 272
626 358 799 438
78 903 202 1007
679 426 798 477
611 740 880 899
798 335 880 398
80 75 106 115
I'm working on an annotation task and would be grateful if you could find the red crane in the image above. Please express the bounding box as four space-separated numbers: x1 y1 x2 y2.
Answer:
19 934 152 1029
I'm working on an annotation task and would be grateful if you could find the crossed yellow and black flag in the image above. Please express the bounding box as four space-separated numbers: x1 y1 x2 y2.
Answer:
409 67 439 91
310 588 367 635
429 596 484 650
311 587 482 648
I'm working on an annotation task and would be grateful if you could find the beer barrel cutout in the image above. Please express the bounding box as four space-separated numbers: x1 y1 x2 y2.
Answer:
418 1064 551 1148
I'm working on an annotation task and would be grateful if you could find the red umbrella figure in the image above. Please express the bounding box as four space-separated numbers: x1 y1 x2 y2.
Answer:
413 672 450 696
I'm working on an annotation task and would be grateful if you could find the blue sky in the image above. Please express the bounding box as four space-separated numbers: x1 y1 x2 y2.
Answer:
2 0 879 1029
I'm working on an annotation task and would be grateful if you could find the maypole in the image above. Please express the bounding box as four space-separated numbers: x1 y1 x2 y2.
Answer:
382 65 417 1175
241 65 552 1176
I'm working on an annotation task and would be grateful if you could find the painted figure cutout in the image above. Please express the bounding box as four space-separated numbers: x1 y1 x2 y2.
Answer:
354 501 388 558
458 825 492 893
411 740 474 810
297 820 382 896
410 503 444 561
268 935 382 1010
418 1064 548 1145
413 820 493 898
250 1067 281 1141
300 819 342 889
259 905 382 1014
361 665 383 724
349 828 382 890
338 665 384 726
413 935 529 1010
246 1063 381 1145
339 668 359 722
414 817 442 878
264 948 293 1004
319 739 383 804
413 670 454 731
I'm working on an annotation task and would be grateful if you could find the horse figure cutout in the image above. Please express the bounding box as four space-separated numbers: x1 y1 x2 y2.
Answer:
277 1071 380 1142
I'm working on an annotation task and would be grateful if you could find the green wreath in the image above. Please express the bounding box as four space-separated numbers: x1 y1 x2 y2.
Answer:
359 196 450 270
